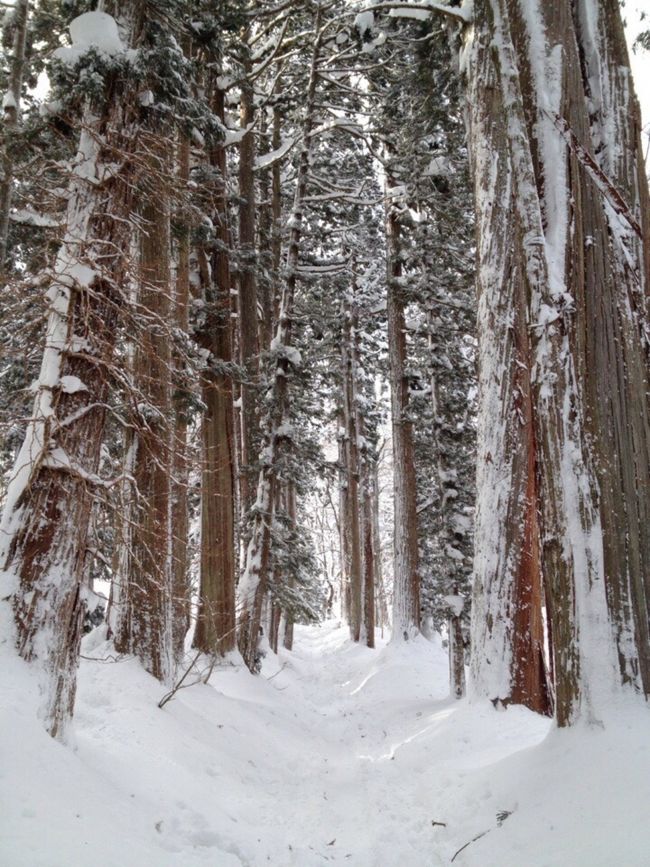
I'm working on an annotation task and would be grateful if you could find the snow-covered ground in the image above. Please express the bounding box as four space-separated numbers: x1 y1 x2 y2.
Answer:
1 616 649 866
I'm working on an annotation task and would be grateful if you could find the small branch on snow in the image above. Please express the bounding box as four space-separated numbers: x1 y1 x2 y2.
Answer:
450 829 491 862
158 651 203 708
264 662 289 682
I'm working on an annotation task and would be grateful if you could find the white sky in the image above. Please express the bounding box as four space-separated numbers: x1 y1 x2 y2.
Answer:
626 4 650 152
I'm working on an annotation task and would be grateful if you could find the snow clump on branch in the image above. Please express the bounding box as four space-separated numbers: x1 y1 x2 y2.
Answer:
54 12 125 66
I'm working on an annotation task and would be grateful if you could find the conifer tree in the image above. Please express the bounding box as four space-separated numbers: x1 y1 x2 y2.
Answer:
0 3 149 736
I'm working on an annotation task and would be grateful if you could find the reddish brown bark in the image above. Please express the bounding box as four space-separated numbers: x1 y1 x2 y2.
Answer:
386 198 420 638
115 130 173 682
194 87 236 656
2 36 143 735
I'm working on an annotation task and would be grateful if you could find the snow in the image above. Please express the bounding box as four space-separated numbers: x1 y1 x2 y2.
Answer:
54 12 125 65
223 126 253 147
444 594 465 617
388 7 431 21
58 375 87 394
270 338 302 368
424 155 452 176
354 11 375 36
69 11 123 52
254 138 295 171
1 615 649 866
10 208 63 228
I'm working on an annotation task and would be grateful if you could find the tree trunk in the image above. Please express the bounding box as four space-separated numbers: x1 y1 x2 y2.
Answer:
237 40 260 512
170 131 191 661
338 424 351 624
194 87 236 657
362 464 376 649
467 0 650 725
0 0 29 271
449 611 466 700
341 293 362 642
282 482 297 651
426 309 474 703
114 130 173 683
237 9 323 670
385 194 420 640
0 6 143 737
371 458 388 633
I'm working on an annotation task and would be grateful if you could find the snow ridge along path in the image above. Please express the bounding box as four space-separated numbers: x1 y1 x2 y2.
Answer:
2 617 650 866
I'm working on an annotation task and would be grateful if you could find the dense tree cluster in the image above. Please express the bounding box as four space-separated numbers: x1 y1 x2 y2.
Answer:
0 0 648 742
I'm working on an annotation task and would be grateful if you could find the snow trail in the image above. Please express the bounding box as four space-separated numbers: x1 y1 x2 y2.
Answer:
2 616 649 866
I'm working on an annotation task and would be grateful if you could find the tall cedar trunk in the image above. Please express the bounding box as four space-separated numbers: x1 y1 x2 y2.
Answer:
282 482 297 650
115 130 173 683
341 294 362 641
237 9 322 671
362 464 376 649
466 2 551 716
170 132 191 660
428 309 468 699
385 197 420 640
258 112 274 351
349 280 375 648
468 0 650 725
371 459 388 632
0 0 29 270
269 602 281 654
428 310 470 700
237 40 260 512
338 424 352 623
571 0 650 696
194 88 236 656
449 613 466 699
0 5 143 736
283 614 294 651
271 106 283 323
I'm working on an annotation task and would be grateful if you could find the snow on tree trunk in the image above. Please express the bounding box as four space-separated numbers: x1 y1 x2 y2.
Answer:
386 195 420 641
467 0 650 725
0 8 142 736
571 0 650 696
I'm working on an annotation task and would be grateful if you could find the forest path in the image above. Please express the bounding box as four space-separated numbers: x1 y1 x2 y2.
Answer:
3 623 649 867
2 615 551 867
239 620 458 866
